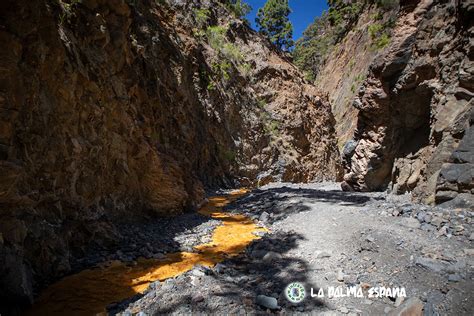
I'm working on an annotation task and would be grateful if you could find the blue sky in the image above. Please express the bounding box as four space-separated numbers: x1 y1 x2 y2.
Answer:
245 0 328 41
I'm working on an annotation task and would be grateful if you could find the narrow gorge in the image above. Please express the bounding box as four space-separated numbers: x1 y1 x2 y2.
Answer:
0 0 472 315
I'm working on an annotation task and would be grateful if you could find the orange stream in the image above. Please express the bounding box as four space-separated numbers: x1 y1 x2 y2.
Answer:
26 189 264 315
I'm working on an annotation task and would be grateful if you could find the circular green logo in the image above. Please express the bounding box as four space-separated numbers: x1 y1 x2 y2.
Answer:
285 282 306 303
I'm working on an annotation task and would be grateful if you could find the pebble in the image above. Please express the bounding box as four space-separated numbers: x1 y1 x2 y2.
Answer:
337 269 345 282
394 296 405 307
256 295 279 310
259 212 270 223
431 217 444 227
389 297 424 316
365 235 375 243
148 281 160 290
417 212 427 222
400 205 413 214
463 248 474 256
262 251 282 262
192 294 205 302
448 274 462 282
437 226 448 236
400 217 421 229
192 269 205 277
213 263 225 274
339 306 349 314
384 306 392 313
415 257 448 273
360 282 371 289
420 223 434 231
316 251 332 258
344 274 358 285
253 231 266 237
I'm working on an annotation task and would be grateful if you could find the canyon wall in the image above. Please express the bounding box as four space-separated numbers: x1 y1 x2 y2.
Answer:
302 0 473 206
341 0 473 207
314 1 399 148
0 0 341 309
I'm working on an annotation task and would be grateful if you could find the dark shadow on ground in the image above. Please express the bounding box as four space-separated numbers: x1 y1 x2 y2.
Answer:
71 211 215 272
110 231 326 314
226 186 382 224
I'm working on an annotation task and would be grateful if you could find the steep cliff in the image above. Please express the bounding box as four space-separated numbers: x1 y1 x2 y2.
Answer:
296 0 473 205
0 0 341 309
294 0 399 148
341 0 473 207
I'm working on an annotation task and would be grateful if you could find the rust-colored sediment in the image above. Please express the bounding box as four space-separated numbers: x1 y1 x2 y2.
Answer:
26 189 264 315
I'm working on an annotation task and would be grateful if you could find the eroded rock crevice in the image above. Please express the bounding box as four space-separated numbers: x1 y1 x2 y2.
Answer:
341 0 473 207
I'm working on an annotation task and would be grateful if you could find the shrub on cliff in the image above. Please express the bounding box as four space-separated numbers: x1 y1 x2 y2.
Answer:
226 0 252 19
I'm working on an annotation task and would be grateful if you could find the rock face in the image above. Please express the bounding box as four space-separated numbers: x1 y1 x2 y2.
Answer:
0 0 341 309
436 116 474 208
313 1 399 148
340 0 474 205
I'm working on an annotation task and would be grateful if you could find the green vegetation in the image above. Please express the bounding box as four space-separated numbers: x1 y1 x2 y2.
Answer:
373 33 390 49
206 26 244 65
206 26 228 50
368 18 395 50
368 23 383 37
293 0 364 81
212 60 232 81
202 25 249 89
218 145 236 163
351 73 366 93
194 8 210 28
240 62 252 76
348 58 355 71
255 0 294 51
375 0 399 10
294 0 398 81
192 8 210 38
257 98 267 109
259 110 280 137
265 120 280 136
57 0 82 25
225 0 252 19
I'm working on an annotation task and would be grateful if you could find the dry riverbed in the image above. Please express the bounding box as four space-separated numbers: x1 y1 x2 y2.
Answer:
111 182 473 315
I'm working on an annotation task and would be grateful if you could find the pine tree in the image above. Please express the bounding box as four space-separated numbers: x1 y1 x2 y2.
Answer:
255 0 294 51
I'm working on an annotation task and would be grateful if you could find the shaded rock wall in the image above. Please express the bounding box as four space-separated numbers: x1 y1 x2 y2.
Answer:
0 0 341 309
341 0 473 206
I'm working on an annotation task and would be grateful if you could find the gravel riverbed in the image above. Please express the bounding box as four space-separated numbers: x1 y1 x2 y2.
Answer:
111 183 473 315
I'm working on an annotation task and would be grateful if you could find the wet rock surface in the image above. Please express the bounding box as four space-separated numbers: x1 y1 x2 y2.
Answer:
111 183 474 315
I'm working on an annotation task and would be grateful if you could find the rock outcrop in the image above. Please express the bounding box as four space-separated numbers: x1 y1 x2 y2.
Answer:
0 0 341 310
339 0 473 206
436 113 474 208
